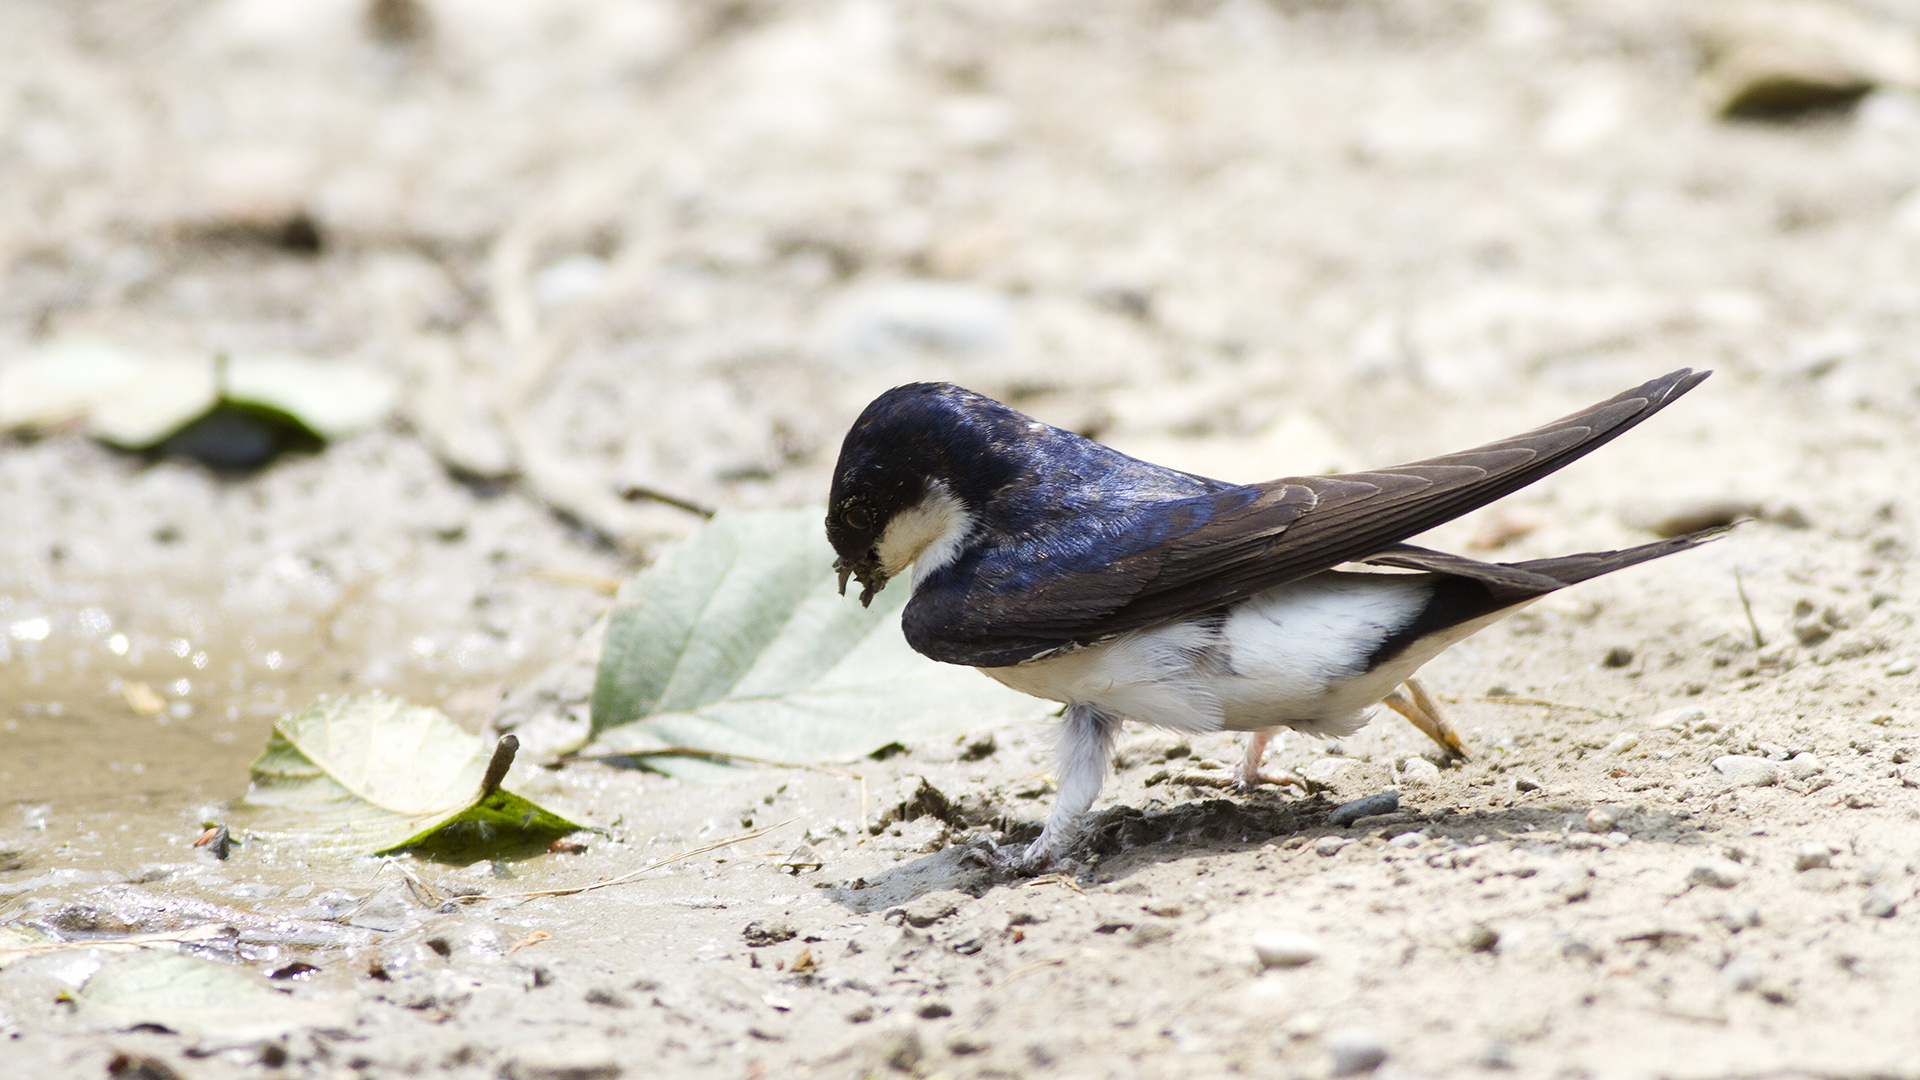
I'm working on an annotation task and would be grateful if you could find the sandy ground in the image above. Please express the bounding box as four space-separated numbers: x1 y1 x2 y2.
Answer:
3 1 1920 1077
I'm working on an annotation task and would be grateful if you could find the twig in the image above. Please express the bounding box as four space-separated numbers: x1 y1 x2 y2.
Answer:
1460 695 1620 718
619 484 716 519
482 168 709 552
1734 566 1765 649
379 857 447 907
475 817 797 901
1008 957 1068 979
0 924 230 962
554 747 861 779
506 930 550 954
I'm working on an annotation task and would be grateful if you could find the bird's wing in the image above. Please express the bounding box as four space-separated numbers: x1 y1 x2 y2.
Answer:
908 368 1708 667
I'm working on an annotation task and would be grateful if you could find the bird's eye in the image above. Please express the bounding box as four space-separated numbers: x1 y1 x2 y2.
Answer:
843 507 872 531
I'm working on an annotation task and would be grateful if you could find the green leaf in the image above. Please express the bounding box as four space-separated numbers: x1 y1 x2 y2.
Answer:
79 951 348 1042
584 509 1052 778
241 695 581 858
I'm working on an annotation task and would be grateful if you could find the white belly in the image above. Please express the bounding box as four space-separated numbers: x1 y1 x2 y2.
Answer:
980 571 1493 739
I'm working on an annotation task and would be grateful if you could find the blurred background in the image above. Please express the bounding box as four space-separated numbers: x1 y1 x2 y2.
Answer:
1 0 1917 807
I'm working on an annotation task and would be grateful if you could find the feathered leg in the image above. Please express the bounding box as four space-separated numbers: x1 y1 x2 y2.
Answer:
1019 704 1121 870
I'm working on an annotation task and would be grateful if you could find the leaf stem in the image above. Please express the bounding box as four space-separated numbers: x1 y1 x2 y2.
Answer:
480 735 519 797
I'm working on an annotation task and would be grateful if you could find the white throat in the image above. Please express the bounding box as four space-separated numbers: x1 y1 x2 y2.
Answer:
875 480 974 588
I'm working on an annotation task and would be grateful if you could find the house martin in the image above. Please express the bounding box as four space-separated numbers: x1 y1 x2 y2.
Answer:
826 369 1716 869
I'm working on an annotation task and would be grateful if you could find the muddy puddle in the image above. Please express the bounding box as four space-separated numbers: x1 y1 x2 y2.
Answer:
0 589 518 889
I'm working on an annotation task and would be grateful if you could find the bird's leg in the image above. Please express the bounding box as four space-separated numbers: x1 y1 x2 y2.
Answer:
1381 676 1470 760
1017 704 1120 871
1235 727 1305 792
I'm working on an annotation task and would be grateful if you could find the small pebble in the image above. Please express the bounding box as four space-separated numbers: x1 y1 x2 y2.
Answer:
503 1039 621 1080
1785 753 1825 780
1793 842 1831 871
743 918 798 946
1398 758 1441 786
1252 930 1323 968
1387 831 1426 849
1720 957 1763 992
1513 776 1543 793
1862 890 1900 919
1602 645 1634 668
1689 860 1748 889
1479 1041 1516 1069
1585 807 1618 832
1885 657 1916 677
1314 836 1350 857
1329 791 1399 826
1712 755 1779 787
1563 833 1606 851
1604 732 1640 755
1465 924 1499 952
1327 1026 1389 1076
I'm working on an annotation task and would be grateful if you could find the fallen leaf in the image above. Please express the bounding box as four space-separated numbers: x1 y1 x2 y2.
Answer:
241 695 582 857
581 509 1052 778
79 951 347 1042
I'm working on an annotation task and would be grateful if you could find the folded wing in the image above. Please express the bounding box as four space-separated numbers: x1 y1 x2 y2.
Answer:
908 369 1709 667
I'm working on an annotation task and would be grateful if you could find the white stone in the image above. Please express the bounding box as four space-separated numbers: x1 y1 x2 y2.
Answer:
1713 755 1779 787
1604 732 1640 754
505 1038 622 1080
1785 753 1825 780
1793 842 1832 871
1398 758 1442 786
1252 930 1323 968
1689 860 1748 889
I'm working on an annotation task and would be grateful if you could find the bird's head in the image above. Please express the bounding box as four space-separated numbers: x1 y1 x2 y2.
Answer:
826 383 1024 606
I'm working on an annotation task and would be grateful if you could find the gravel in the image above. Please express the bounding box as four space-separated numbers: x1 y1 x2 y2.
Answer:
1793 843 1832 871
1713 756 1781 787
1329 792 1400 826
1252 930 1324 968
1689 861 1750 889
1328 1026 1389 1076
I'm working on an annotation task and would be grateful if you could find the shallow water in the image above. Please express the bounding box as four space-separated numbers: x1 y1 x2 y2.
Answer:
0 596 507 887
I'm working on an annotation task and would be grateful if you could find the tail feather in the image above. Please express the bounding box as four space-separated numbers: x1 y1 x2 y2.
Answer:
1509 526 1730 588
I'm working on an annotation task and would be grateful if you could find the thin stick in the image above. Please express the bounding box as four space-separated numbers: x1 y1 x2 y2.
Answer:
553 747 860 779
1464 695 1619 718
476 817 797 901
0 924 230 961
618 484 716 519
1734 566 1765 649
380 856 447 907
1008 957 1068 979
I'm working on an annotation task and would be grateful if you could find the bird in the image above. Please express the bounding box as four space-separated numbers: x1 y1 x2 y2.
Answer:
825 369 1717 870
